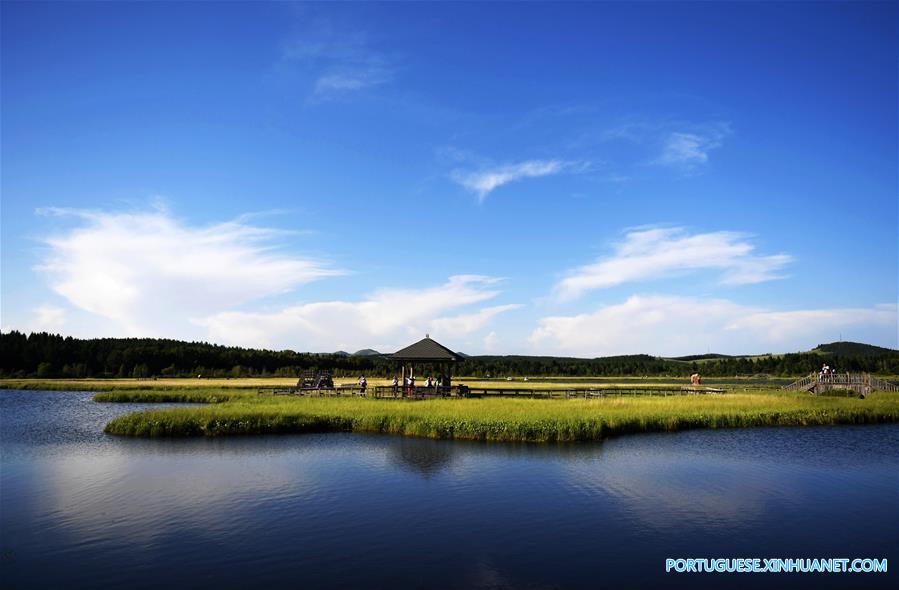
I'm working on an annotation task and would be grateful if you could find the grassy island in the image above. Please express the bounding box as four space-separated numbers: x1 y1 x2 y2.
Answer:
3 378 897 443
94 388 899 442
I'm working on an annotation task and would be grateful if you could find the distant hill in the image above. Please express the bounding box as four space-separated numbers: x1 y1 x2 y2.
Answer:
333 351 350 356
813 341 898 357
352 349 382 357
668 353 733 362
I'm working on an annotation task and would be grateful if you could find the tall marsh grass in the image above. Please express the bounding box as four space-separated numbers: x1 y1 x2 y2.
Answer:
101 391 899 442
93 389 243 403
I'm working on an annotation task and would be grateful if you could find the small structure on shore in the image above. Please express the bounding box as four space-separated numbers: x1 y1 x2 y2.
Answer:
298 369 333 390
391 335 465 393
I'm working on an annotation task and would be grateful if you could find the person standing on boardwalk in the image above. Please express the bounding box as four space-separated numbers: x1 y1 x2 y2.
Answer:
358 375 367 394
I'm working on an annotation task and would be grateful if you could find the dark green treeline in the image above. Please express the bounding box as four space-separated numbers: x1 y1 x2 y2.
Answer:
1 331 897 379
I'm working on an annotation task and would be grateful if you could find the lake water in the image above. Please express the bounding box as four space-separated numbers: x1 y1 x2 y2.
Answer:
1 390 896 589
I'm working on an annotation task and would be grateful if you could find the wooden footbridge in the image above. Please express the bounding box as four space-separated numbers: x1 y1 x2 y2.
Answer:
783 372 899 396
259 383 726 399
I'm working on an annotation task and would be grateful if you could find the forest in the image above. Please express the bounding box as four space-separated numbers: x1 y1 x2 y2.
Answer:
1 331 897 379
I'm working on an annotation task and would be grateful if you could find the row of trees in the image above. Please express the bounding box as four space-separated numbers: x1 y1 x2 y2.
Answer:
1 331 897 379
453 351 899 377
0 332 381 379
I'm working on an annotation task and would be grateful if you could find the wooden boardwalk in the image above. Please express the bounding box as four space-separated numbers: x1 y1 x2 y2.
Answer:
783 372 898 395
259 384 726 399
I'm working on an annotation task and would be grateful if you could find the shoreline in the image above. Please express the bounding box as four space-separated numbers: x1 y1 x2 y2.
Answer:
91 389 899 443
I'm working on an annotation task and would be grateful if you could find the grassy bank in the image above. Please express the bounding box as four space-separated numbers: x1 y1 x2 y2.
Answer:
0 376 798 392
100 391 899 442
93 389 246 403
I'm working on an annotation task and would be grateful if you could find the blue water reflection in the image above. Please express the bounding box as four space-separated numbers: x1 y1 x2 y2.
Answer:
1 390 896 589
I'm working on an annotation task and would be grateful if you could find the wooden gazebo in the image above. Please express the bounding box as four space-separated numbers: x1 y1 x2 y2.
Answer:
391 335 465 394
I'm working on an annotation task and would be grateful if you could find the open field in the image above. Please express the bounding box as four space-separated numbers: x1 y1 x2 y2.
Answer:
0 375 805 392
90 388 899 442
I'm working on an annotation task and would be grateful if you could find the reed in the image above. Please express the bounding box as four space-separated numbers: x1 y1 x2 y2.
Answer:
101 391 899 442
93 389 244 403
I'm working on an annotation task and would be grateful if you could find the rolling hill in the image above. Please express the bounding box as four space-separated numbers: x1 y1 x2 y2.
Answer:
812 341 898 357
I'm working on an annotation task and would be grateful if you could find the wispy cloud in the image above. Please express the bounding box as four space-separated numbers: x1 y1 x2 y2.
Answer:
727 304 899 343
452 159 583 202
28 305 67 333
429 304 523 338
194 275 518 352
654 130 725 169
602 119 732 174
482 331 499 353
313 70 389 95
530 296 897 357
653 122 732 172
282 22 393 101
555 226 792 300
36 205 341 337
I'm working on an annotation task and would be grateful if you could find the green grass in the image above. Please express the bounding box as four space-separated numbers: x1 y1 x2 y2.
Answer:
93 388 247 403
99 390 899 442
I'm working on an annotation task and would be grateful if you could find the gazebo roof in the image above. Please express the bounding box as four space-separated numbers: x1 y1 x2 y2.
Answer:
391 336 465 362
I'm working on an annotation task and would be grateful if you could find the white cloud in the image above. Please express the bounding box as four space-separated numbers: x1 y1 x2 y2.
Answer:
555 227 792 300
28 305 67 333
654 124 730 171
452 159 574 202
727 304 898 344
530 295 897 357
483 331 499 353
429 304 522 338
36 207 341 337
602 119 731 172
194 275 518 353
25 206 517 351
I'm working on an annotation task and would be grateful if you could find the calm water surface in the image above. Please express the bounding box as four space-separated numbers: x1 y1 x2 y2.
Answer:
1 390 897 589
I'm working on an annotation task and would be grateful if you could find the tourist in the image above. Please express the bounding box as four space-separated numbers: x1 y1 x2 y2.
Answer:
358 375 367 394
391 375 399 393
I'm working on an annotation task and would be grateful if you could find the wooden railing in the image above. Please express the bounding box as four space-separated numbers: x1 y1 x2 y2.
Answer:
868 375 899 392
260 384 727 399
783 373 899 394
783 373 818 391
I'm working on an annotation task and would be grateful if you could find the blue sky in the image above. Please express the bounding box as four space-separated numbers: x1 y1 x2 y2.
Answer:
2 1 896 356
